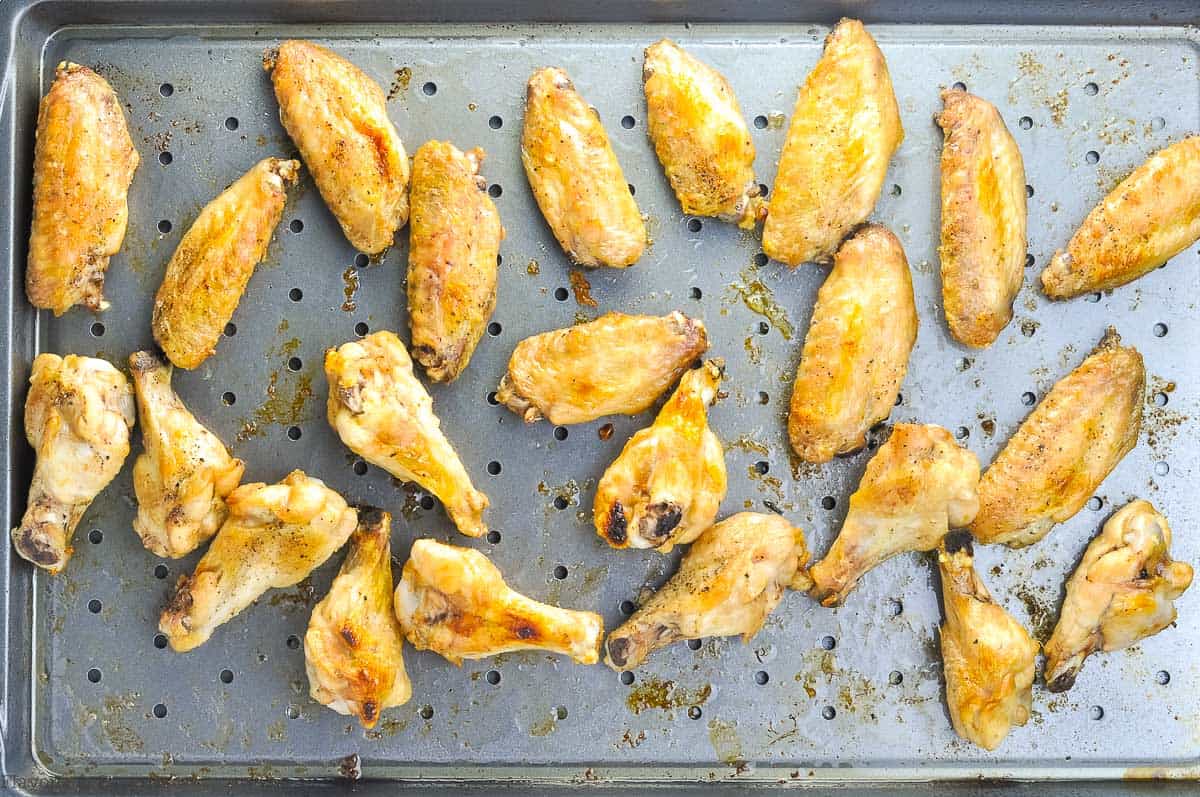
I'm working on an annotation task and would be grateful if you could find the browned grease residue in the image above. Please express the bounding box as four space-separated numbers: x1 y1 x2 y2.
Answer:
1015 584 1056 643
727 435 769 455
744 335 763 365
598 423 614 441
237 370 314 441
728 264 794 340
569 269 598 307
626 677 712 714
342 266 359 312
526 259 540 276
388 67 412 101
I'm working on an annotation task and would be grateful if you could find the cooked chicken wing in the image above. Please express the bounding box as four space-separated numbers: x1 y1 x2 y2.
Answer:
160 470 356 652
265 40 409 254
497 311 709 425
152 157 299 369
937 88 1028 347
605 513 810 670
521 67 645 267
1044 500 1193 692
27 62 138 315
395 538 603 665
642 39 764 228
788 225 917 463
11 354 135 573
305 508 411 728
1042 136 1200 299
325 331 489 537
408 140 505 382
762 19 903 266
808 424 980 607
971 328 1144 547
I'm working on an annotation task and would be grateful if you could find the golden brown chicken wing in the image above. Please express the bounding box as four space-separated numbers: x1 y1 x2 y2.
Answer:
970 328 1144 547
394 538 603 665
937 88 1028 347
152 157 299 370
496 311 709 425
11 354 135 573
27 62 139 315
265 40 409 254
1042 136 1200 299
762 19 903 266
521 67 645 267
788 225 917 463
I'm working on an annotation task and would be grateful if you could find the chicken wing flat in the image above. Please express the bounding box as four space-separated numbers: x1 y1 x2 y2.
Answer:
27 62 139 315
762 19 903 266
807 424 980 607
1044 500 1193 693
395 538 604 665
971 328 1144 547
937 88 1028 348
129 351 245 559
408 140 505 382
266 40 409 254
642 39 764 228
152 157 299 369
594 359 726 552
605 513 810 670
325 331 489 537
1042 136 1200 299
521 67 645 268
160 470 356 652
305 508 411 728
11 354 135 573
788 224 917 463
497 311 709 425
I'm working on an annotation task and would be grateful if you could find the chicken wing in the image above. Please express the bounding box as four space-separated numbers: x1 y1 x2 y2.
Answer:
394 538 603 665
305 508 411 728
152 157 299 369
1044 500 1193 693
807 424 980 607
604 513 810 670
129 350 245 559
325 331 489 537
762 19 903 266
27 62 138 315
1042 136 1200 299
937 88 1028 347
788 224 917 463
408 140 505 382
642 39 764 228
521 67 645 267
970 328 1144 547
497 311 709 425
11 354 135 573
594 359 726 551
160 470 356 652
265 40 409 254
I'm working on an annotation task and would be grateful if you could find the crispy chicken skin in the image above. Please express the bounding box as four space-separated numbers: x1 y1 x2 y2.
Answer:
11 354 135 573
971 328 1144 547
938 538 1037 751
808 424 980 607
265 40 409 254
305 509 411 728
160 470 356 652
1044 500 1193 693
408 141 505 382
762 19 903 266
395 538 604 665
152 157 299 369
605 513 810 670
594 359 726 552
521 67 646 267
130 351 245 559
642 39 764 228
325 331 489 537
936 88 1028 348
788 225 917 463
1042 136 1200 299
27 62 139 315
497 311 709 425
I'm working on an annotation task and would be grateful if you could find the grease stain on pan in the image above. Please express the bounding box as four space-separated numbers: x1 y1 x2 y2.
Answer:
625 677 712 715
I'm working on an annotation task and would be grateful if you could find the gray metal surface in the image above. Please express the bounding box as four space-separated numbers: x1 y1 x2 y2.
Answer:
3 2 1200 792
